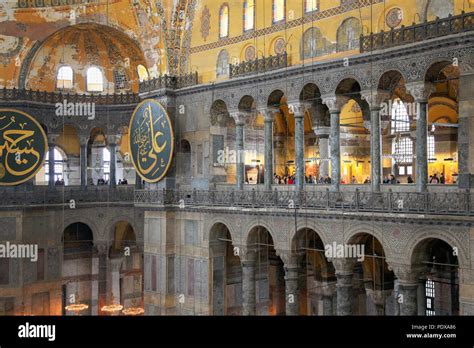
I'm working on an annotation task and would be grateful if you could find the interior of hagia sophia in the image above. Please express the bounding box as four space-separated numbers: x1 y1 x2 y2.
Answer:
0 0 473 319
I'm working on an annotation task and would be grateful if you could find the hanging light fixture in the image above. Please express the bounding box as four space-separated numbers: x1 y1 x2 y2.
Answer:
122 307 145 316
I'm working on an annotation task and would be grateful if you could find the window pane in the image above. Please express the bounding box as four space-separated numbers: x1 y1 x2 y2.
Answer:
87 67 104 92
220 6 229 38
306 0 318 12
244 0 255 31
57 66 73 89
273 0 284 22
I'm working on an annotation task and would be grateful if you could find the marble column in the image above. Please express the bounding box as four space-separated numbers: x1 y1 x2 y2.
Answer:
47 134 57 190
322 281 336 315
264 109 276 191
406 82 435 193
96 241 109 315
108 257 123 313
457 72 474 189
314 127 330 180
242 259 256 315
107 135 118 188
79 136 88 190
390 262 422 316
333 259 355 316
322 96 347 191
398 283 418 316
232 112 247 191
290 102 308 192
361 90 390 192
284 265 299 316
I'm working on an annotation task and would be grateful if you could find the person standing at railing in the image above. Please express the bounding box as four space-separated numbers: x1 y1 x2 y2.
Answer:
430 173 440 184
440 173 445 184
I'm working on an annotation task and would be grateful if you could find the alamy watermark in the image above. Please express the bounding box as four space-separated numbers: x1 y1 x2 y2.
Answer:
325 242 365 262
0 242 38 262
55 99 95 120
215 147 257 166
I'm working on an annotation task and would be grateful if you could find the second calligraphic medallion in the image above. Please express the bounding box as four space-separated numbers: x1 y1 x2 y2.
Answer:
129 99 174 183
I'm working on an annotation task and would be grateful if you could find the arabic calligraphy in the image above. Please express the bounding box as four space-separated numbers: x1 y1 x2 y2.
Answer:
129 100 174 183
0 109 47 185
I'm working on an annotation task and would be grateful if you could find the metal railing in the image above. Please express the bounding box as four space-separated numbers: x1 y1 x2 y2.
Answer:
229 52 288 78
135 188 473 216
0 88 141 105
138 72 198 93
360 11 474 52
0 186 135 207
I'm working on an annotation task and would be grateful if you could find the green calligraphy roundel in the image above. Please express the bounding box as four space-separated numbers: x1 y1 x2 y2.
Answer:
0 109 48 186
129 99 174 183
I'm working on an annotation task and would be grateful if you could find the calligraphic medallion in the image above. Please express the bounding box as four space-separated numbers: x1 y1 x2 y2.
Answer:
0 109 47 186
129 99 174 183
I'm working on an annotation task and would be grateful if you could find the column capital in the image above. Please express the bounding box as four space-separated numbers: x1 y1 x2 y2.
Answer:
321 95 349 113
106 134 121 146
230 110 250 126
240 247 257 263
331 258 356 275
313 126 331 137
287 100 312 118
47 133 59 144
387 261 424 285
405 81 436 103
79 135 89 147
260 107 279 122
109 256 124 272
95 241 110 256
360 89 391 111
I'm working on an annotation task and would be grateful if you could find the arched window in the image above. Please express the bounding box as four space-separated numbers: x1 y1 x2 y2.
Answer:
216 50 229 77
219 4 229 38
244 0 255 31
391 99 410 134
273 0 285 23
86 66 104 92
137 65 149 82
114 68 129 90
305 0 318 13
45 148 66 184
57 66 73 89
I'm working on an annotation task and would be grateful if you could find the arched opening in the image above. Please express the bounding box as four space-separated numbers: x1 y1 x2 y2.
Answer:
347 234 395 315
57 65 73 90
247 226 285 315
219 4 229 38
110 221 142 314
292 229 335 315
425 62 459 185
210 100 235 184
87 66 104 92
89 128 111 185
209 223 241 315
62 222 94 316
239 95 263 185
300 83 324 184
37 147 67 186
137 65 149 82
336 79 371 185
177 139 192 182
244 0 255 32
411 238 459 315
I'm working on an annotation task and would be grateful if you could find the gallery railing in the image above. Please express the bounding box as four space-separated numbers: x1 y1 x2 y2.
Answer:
360 11 474 52
138 72 198 93
0 186 135 207
0 88 141 105
135 188 473 216
229 52 288 78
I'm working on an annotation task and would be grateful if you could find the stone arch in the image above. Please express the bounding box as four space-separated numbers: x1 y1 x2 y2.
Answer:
244 221 279 250
20 23 145 92
406 227 468 269
203 216 239 244
105 216 139 244
60 216 99 244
